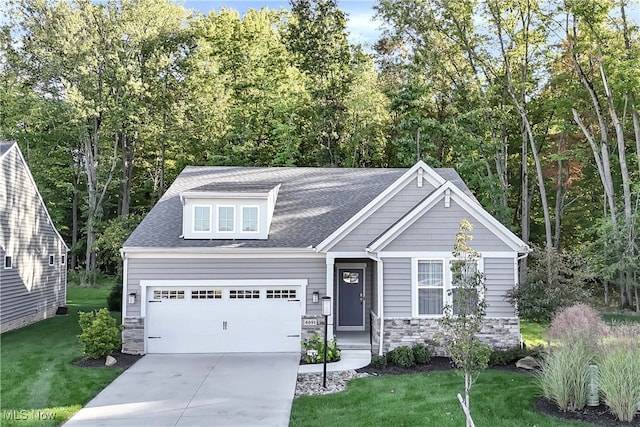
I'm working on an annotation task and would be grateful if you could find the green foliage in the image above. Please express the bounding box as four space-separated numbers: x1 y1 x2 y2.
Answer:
387 346 416 368
547 304 609 347
488 345 544 367
598 347 640 422
302 333 340 363
107 283 123 312
77 308 123 359
371 355 388 369
94 214 143 275
507 245 592 323
412 343 431 365
538 341 594 412
67 269 104 288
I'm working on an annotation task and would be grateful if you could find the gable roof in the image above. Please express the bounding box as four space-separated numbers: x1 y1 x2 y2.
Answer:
0 141 69 251
124 164 473 250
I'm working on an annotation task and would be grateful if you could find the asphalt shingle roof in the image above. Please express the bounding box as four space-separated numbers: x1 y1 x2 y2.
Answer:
124 165 472 249
0 141 15 157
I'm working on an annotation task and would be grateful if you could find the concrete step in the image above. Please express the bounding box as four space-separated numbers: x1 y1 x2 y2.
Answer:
338 342 372 351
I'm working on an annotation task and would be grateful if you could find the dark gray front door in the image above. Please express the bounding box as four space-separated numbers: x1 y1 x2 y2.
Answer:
337 268 364 331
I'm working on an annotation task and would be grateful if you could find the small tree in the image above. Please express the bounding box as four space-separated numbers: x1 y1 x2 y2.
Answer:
440 219 491 427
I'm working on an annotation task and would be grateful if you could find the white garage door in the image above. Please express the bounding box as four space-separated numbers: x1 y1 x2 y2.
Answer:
145 286 301 353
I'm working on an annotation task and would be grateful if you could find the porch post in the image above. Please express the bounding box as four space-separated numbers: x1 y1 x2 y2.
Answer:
326 256 334 337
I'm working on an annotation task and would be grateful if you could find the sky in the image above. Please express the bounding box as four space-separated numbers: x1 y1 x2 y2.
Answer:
183 1 382 47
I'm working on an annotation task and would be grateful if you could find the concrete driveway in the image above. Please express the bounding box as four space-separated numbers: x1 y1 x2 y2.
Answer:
64 353 300 427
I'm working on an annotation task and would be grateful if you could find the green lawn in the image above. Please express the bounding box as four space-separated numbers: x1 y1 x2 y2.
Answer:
290 370 592 427
0 281 121 426
600 312 640 324
520 319 549 347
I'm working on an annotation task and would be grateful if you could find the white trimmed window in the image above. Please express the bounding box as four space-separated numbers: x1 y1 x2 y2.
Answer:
49 255 55 266
417 260 444 315
193 206 211 232
4 255 12 269
61 254 66 266
451 260 479 315
241 206 259 232
217 206 235 232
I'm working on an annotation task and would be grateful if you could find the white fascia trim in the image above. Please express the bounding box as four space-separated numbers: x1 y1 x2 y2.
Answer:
120 246 325 259
377 251 518 259
326 251 370 260
368 181 529 253
182 191 270 199
315 161 445 252
9 143 69 251
140 279 309 318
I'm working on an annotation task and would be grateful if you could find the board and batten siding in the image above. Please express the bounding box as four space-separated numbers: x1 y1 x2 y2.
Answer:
484 257 517 317
382 257 412 317
126 257 326 317
0 146 67 332
331 179 436 252
383 196 512 252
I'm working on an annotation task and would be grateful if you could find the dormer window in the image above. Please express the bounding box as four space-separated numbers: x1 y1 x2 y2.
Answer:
217 206 235 232
194 206 211 232
242 206 259 232
181 183 280 240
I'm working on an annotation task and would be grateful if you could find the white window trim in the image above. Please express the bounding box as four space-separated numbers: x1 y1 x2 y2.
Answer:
4 255 12 269
193 205 212 233
49 255 55 266
240 205 260 233
413 258 447 318
61 254 66 265
412 257 485 318
216 205 236 233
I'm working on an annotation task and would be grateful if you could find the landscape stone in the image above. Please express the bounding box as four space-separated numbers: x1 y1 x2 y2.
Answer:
516 356 541 370
105 355 117 367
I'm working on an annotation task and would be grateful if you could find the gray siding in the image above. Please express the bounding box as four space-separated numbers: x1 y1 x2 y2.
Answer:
384 196 512 252
382 257 412 317
0 146 67 330
332 179 436 251
126 257 326 317
484 257 517 317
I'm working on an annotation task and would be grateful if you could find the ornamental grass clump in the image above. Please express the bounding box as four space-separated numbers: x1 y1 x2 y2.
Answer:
598 346 640 422
539 340 594 411
547 304 609 349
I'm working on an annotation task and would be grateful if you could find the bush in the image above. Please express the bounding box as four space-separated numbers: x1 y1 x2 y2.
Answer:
371 355 387 369
412 343 431 365
78 308 123 359
539 341 594 411
598 346 640 422
507 245 591 323
489 345 544 367
302 333 340 363
107 283 122 312
547 304 609 346
387 346 416 368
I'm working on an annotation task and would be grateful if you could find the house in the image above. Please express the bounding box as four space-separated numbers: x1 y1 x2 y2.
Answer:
120 161 529 355
0 141 68 333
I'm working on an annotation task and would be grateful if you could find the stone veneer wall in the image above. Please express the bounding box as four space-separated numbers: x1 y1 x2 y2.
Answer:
381 317 520 356
1 305 59 333
371 312 381 353
122 317 144 355
301 315 326 354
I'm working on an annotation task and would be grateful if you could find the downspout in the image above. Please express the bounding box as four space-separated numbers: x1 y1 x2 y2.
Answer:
120 249 128 317
366 250 384 356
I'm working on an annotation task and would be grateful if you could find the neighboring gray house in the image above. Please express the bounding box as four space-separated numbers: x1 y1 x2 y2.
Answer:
1 141 68 333
121 161 528 355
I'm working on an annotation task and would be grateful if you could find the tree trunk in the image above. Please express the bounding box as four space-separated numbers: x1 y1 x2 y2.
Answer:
120 132 135 217
603 280 609 307
71 177 79 270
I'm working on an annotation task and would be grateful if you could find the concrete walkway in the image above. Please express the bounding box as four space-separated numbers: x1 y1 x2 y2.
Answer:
64 353 299 427
297 350 371 373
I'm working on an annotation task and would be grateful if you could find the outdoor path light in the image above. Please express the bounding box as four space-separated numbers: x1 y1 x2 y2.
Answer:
321 296 331 388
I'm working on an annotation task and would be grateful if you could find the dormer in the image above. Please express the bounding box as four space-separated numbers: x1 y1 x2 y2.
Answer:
180 183 280 240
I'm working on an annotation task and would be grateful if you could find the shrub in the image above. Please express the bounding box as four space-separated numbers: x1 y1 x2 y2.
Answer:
107 283 123 312
598 346 640 422
547 304 609 346
78 308 123 359
489 345 544 367
412 343 431 365
388 346 415 368
539 341 594 411
302 333 340 363
507 245 591 323
371 355 387 369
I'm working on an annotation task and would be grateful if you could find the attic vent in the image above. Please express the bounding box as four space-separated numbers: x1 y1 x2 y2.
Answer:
445 188 451 208
417 169 424 188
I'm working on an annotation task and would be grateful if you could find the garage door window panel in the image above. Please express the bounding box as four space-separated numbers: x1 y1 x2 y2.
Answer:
266 289 297 299
229 289 260 299
191 290 222 300
153 289 185 300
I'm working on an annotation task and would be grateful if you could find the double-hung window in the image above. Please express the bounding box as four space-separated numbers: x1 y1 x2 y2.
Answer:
218 206 235 232
417 260 444 315
194 206 211 232
4 255 12 269
241 206 258 232
451 260 479 315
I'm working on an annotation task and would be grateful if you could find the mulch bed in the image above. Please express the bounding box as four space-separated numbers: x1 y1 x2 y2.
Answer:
356 357 529 376
535 397 639 427
73 351 143 369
